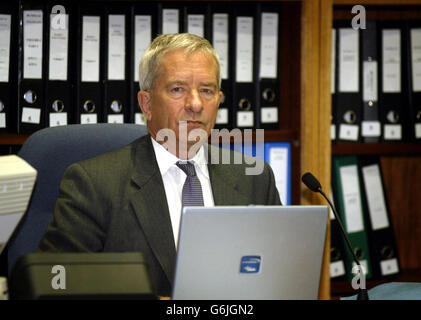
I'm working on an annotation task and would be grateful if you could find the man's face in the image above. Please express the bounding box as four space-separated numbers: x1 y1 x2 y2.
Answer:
138 49 222 157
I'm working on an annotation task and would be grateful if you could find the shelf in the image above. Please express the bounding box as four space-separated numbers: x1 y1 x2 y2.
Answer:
0 129 299 146
331 269 421 299
0 133 30 146
332 143 421 156
334 0 421 5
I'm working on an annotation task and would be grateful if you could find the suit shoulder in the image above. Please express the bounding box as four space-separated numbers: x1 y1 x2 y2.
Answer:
67 137 145 176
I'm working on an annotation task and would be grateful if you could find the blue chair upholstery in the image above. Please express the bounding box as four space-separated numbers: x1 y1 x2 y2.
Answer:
7 124 148 273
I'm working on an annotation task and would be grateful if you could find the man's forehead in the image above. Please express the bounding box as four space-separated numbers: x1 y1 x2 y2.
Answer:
161 49 215 66
160 52 218 78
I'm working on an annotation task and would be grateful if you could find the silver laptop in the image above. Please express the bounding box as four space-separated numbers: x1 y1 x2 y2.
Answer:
172 205 328 300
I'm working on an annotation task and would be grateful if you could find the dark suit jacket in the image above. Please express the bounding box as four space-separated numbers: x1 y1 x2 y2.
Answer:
38 134 281 296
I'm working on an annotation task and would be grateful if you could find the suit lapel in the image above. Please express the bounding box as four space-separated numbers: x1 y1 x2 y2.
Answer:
129 135 176 285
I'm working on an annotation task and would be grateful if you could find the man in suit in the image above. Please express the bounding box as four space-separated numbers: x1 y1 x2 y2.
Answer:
39 33 281 297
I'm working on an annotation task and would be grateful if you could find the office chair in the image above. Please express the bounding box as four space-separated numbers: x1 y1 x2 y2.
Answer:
7 124 148 274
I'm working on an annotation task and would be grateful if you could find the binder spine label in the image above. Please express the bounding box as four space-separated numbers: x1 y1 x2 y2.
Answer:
340 164 364 233
330 260 346 278
107 114 124 124
339 124 359 141
212 14 229 80
21 107 41 124
134 15 152 83
267 145 289 205
0 113 5 128
410 28 421 92
331 29 336 94
259 13 278 79
236 17 253 83
108 15 126 81
187 14 204 37
0 14 11 82
80 114 97 124
49 113 67 127
416 123 421 138
339 28 359 92
362 164 390 230
134 113 146 125
49 14 69 81
380 258 399 276
384 124 402 140
23 10 43 80
363 61 378 102
237 111 254 127
331 124 336 140
382 29 401 93
362 121 381 137
81 16 100 82
216 108 228 124
162 9 179 34
261 107 278 123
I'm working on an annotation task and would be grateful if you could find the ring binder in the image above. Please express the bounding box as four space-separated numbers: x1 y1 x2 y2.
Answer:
232 6 257 129
0 3 17 134
131 2 156 125
18 2 46 134
211 3 233 130
332 155 373 281
103 6 130 124
76 4 103 125
379 21 408 142
358 156 400 279
335 22 361 143
257 3 281 130
45 1 73 128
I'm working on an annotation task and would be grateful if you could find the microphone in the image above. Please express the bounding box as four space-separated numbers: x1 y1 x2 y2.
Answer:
302 172 369 300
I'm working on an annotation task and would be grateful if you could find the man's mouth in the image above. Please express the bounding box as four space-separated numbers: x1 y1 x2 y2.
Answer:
185 120 202 126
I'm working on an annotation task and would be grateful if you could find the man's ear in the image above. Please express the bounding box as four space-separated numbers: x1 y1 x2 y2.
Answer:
138 90 152 121
217 90 224 108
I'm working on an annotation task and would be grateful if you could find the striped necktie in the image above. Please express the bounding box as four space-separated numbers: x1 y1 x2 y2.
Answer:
176 161 204 207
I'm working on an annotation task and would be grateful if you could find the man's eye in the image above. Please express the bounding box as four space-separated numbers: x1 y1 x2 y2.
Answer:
201 89 214 95
172 87 183 93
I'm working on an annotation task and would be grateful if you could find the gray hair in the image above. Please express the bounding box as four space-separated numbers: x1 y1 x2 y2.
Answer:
138 33 221 91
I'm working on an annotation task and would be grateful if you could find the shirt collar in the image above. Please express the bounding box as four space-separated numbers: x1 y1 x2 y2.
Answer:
151 137 209 179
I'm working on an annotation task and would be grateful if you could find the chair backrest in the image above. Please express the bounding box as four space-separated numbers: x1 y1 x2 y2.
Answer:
7 124 148 273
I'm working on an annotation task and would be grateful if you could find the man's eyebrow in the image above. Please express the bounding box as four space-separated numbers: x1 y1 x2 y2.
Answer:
166 80 218 88
200 82 218 88
167 80 188 86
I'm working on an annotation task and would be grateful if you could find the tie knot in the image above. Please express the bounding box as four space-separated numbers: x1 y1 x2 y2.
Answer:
176 161 196 177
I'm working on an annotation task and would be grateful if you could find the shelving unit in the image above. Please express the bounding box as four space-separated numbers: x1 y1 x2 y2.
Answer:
0 0 334 299
329 0 421 299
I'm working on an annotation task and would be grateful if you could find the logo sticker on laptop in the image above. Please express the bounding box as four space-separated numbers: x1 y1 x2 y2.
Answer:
240 256 261 274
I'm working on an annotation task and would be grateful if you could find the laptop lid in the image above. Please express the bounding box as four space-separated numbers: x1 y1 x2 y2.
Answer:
172 205 328 300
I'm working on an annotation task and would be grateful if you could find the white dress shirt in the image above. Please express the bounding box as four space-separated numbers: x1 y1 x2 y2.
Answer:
151 137 214 247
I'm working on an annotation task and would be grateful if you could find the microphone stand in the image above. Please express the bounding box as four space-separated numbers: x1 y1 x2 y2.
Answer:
317 188 369 301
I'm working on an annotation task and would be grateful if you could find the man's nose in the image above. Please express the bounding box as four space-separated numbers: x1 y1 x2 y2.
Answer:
185 89 203 113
